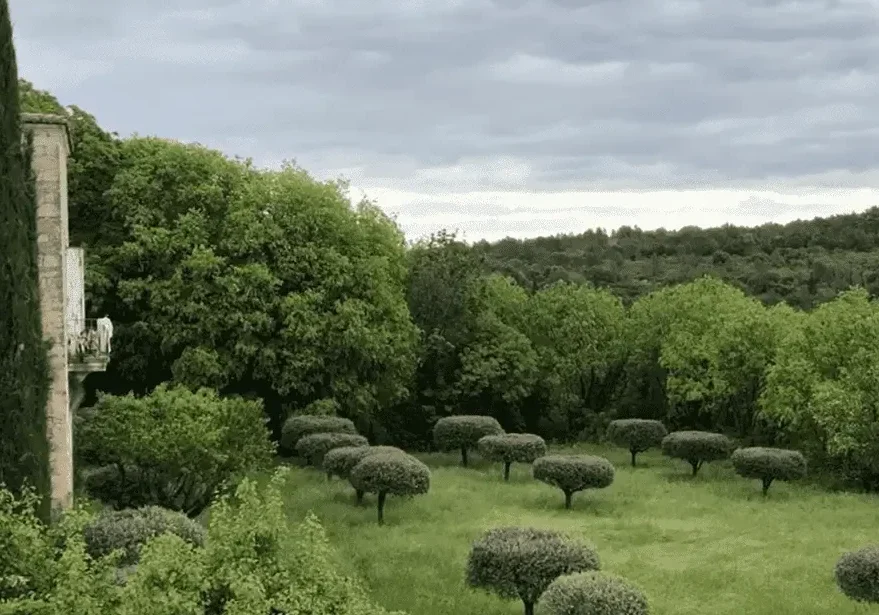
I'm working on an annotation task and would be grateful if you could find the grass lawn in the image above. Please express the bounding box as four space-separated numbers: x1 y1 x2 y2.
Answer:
278 444 879 615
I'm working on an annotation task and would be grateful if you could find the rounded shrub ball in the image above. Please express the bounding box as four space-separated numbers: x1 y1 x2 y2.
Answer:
83 506 206 567
349 452 431 524
279 415 357 456
731 447 807 495
478 433 547 480
323 445 405 479
533 455 615 509
295 432 368 466
466 526 600 615
433 415 504 466
606 419 667 467
541 571 650 615
836 546 879 603
661 431 733 476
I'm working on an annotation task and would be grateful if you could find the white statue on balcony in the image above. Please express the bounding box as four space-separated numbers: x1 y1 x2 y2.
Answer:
96 315 113 353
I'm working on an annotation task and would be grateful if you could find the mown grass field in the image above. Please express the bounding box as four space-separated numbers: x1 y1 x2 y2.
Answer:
278 444 879 615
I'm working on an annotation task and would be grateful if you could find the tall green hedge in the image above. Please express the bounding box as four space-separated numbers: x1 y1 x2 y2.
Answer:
0 0 51 522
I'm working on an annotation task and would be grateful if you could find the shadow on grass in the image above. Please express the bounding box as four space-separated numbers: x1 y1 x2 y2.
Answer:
523 488 619 516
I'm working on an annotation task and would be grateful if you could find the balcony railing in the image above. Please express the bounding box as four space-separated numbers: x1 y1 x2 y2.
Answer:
67 317 112 364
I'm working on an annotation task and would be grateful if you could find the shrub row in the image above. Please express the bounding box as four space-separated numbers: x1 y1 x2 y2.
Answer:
605 420 808 495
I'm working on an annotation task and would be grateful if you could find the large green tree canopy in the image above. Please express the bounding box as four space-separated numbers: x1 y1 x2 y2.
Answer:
20 82 419 437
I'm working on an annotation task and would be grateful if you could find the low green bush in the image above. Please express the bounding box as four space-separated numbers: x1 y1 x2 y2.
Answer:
606 419 668 467
731 447 807 495
478 433 547 480
295 432 369 466
280 414 357 456
349 453 430 525
661 430 733 476
76 384 274 516
433 415 504 466
465 526 600 615
541 571 650 615
82 506 206 567
835 545 879 603
0 471 404 615
533 455 615 509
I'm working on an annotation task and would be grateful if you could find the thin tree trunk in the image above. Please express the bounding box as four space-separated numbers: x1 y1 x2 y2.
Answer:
461 446 468 467
504 462 511 481
524 600 534 615
377 491 386 525
564 490 573 509
762 478 773 496
356 489 364 505
630 449 637 467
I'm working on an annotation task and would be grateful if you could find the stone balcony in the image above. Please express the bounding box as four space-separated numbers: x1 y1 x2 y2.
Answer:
67 317 111 373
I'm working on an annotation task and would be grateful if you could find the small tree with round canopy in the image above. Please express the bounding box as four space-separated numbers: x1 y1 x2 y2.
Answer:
541 571 651 615
477 433 546 481
731 446 806 496
279 415 356 456
295 432 368 466
606 419 667 467
323 445 405 503
349 452 430 524
465 526 600 615
836 545 879 604
433 415 504 467
533 455 615 509
661 430 733 476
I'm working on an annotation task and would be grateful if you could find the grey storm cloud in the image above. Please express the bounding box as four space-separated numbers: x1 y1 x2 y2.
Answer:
11 0 879 200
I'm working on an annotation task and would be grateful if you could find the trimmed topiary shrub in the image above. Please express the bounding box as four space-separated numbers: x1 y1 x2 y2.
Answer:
433 415 504 467
478 433 547 481
349 453 430 524
465 526 600 615
533 455 615 509
661 430 733 476
731 447 807 495
279 415 357 456
83 506 206 567
835 545 879 603
541 571 650 615
606 419 668 467
295 432 369 466
323 445 405 503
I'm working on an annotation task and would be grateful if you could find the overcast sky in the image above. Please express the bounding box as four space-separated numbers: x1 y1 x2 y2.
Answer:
11 0 879 242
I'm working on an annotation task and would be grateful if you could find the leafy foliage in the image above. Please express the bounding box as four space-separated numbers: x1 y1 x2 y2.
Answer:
606 419 668 466
82 506 206 566
349 453 430 524
433 415 504 466
532 455 615 509
0 470 402 615
75 384 274 516
731 447 807 495
540 572 651 615
465 526 600 615
835 545 879 604
477 433 546 480
661 431 733 476
0 29 51 520
760 288 879 489
295 432 369 466
280 414 357 456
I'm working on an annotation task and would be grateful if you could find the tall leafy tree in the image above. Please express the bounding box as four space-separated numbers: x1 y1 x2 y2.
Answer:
0 0 51 521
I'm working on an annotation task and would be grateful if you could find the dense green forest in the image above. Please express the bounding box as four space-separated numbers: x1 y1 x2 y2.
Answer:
473 210 879 309
18 80 879 493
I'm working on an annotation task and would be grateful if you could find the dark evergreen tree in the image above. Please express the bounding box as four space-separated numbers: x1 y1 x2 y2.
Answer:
0 0 52 522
